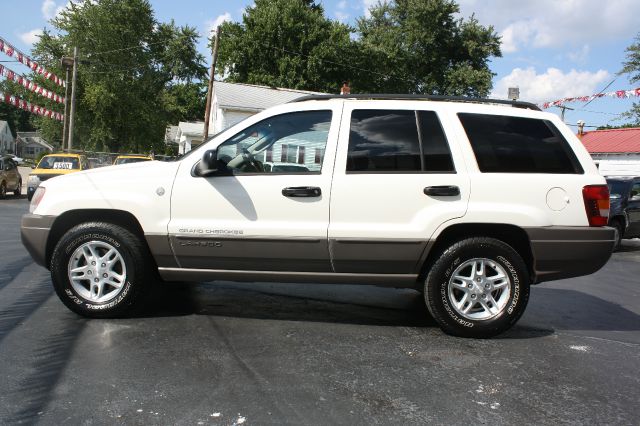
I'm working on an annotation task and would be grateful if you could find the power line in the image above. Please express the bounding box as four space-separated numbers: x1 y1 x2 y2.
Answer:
583 78 617 107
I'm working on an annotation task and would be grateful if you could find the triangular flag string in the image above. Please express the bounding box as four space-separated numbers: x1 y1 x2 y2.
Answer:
0 90 64 121
0 35 66 89
540 88 640 109
0 63 65 104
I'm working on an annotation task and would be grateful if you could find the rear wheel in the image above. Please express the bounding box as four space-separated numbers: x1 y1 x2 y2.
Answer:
424 237 530 338
611 219 624 251
14 178 22 196
50 222 151 317
0 181 6 199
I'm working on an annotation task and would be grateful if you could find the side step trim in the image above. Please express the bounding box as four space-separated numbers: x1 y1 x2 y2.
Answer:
157 267 419 288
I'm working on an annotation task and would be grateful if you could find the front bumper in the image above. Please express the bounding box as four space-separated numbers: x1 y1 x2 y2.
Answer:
525 226 616 283
21 214 56 268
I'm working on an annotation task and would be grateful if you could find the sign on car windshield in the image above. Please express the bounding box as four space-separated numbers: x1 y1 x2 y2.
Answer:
53 162 74 170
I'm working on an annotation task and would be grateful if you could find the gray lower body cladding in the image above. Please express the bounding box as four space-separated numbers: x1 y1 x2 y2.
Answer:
524 226 615 283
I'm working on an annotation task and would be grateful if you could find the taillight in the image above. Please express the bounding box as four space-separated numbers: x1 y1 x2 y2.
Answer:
582 185 610 226
29 187 46 214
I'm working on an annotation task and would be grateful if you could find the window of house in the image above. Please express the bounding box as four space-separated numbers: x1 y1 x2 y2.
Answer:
458 113 583 174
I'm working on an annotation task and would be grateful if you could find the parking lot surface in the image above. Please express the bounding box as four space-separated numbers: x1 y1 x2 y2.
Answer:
1 197 639 425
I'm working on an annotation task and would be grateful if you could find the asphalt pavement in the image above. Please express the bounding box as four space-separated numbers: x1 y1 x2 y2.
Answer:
0 196 639 425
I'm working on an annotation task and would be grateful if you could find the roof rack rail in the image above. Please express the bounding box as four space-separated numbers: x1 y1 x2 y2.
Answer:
290 94 541 111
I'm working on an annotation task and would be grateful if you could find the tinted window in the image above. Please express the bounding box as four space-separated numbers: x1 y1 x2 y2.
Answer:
417 111 455 172
458 113 583 174
217 110 332 174
347 110 454 173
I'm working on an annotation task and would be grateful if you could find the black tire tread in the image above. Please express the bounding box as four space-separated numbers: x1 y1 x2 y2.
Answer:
50 221 151 318
424 237 530 338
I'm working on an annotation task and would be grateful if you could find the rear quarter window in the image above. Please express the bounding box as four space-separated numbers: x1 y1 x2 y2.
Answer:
458 113 583 174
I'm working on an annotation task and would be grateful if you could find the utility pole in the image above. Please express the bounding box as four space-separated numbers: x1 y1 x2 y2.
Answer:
60 55 73 149
557 105 574 121
67 46 78 151
203 26 221 142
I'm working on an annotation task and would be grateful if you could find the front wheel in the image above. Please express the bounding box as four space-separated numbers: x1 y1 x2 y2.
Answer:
50 222 151 317
14 178 22 196
424 237 530 338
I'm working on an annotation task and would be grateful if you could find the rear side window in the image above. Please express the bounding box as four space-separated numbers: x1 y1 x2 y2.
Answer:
458 113 583 174
347 110 455 173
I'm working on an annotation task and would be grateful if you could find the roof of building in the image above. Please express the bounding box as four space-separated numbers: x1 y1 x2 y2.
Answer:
177 121 214 138
579 127 640 153
16 132 54 150
0 120 13 138
214 81 324 112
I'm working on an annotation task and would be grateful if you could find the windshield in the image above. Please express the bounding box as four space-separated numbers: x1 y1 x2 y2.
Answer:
37 156 80 170
607 180 629 199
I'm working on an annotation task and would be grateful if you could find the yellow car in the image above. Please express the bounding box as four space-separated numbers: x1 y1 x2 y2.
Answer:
113 155 152 165
27 153 88 201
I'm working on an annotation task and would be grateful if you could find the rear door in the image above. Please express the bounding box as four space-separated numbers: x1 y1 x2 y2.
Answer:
328 101 470 274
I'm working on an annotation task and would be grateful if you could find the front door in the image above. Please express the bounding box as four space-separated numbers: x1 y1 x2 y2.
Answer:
169 104 342 272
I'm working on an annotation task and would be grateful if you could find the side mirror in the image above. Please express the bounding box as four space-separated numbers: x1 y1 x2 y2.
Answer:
194 149 224 177
31 164 36 169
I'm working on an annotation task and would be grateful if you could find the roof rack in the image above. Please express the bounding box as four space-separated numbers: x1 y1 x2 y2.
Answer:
290 94 541 111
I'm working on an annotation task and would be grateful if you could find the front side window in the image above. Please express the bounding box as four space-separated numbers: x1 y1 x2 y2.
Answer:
458 113 583 174
216 110 332 174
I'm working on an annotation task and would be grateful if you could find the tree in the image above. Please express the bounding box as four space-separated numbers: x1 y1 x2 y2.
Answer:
217 0 501 96
620 33 640 125
0 81 36 143
217 0 356 94
357 0 501 95
31 0 206 153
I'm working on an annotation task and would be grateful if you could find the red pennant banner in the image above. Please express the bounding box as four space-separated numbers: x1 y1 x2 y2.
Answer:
0 64 65 104
0 90 64 121
540 88 640 109
0 35 66 89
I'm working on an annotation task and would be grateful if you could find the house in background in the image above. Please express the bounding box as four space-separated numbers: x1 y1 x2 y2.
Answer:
0 120 15 154
169 82 323 154
15 131 54 159
579 127 640 176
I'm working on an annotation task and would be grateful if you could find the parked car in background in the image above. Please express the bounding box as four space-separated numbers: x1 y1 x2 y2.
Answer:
0 155 21 198
606 176 640 248
27 153 88 201
113 155 152 165
6 154 24 165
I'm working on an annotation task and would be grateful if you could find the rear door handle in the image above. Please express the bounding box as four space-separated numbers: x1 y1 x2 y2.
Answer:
424 185 460 197
282 186 322 197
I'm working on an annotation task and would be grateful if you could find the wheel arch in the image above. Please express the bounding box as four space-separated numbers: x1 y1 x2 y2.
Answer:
46 209 147 267
419 223 534 282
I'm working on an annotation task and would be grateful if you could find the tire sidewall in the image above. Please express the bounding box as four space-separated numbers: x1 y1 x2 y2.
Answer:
426 239 529 337
51 224 140 317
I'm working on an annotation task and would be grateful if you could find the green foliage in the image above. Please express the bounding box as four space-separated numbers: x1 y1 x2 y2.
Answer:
31 0 206 153
620 34 640 126
0 81 37 140
217 0 501 96
217 0 355 94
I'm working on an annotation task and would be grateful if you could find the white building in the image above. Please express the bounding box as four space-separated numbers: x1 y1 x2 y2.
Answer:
173 82 323 154
0 120 15 154
16 132 54 159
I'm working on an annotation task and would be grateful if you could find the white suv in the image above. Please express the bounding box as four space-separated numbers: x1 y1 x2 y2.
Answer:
21 95 615 337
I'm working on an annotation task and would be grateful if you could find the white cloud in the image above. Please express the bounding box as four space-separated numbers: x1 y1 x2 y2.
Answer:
567 44 591 65
206 12 232 35
456 0 640 52
42 0 57 19
363 0 378 18
491 67 610 104
337 1 347 9
335 11 349 22
19 29 43 45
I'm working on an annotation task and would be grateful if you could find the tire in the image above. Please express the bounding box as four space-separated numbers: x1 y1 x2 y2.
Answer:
50 222 151 318
611 219 624 251
424 237 530 338
14 178 22 196
0 181 6 199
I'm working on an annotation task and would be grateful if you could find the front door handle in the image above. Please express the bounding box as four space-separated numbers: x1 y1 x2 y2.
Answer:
282 186 322 197
424 185 460 197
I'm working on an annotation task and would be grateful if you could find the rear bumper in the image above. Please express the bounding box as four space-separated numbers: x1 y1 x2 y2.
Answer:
525 226 615 283
21 214 56 268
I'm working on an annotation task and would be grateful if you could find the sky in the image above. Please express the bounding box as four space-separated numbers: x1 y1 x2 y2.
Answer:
2 0 640 130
